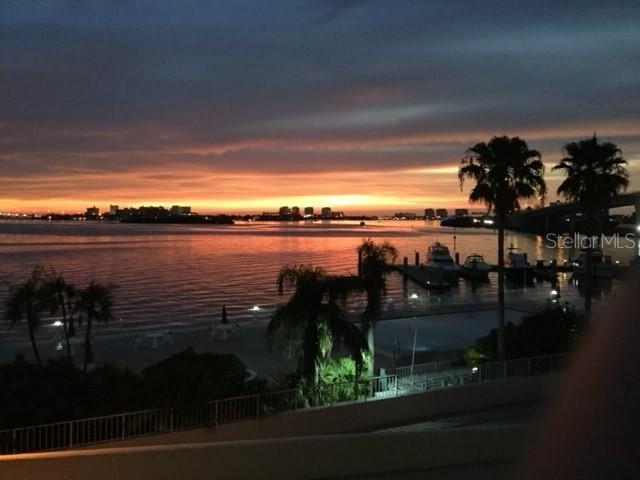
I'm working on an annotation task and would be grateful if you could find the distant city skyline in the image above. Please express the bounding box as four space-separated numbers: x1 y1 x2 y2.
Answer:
1 1 639 213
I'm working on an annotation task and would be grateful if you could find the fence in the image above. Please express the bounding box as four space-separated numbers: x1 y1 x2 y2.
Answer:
0 353 565 455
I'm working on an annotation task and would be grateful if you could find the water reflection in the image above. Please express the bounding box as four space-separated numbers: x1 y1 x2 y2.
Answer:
0 221 633 331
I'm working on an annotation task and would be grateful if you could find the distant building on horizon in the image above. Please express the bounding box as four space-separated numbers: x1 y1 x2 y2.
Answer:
435 208 448 218
424 208 435 219
394 212 416 220
109 205 119 216
85 206 100 219
291 206 300 216
138 206 169 218
455 208 469 217
170 205 191 216
279 206 291 216
321 207 332 219
304 207 314 218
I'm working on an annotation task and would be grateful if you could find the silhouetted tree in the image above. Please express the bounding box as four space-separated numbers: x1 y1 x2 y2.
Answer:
5 267 48 364
267 265 368 390
553 135 628 317
471 305 585 360
357 239 397 376
77 281 115 371
42 269 77 362
459 136 546 359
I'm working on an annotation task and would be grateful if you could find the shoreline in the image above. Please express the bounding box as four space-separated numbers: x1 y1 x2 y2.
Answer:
0 302 553 383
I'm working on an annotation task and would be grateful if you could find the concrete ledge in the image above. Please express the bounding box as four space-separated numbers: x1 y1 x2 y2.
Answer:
97 374 559 448
0 427 533 480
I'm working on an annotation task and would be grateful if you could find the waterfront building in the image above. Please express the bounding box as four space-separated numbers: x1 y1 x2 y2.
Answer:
435 208 448 218
424 208 435 219
455 208 469 216
109 205 119 216
85 206 100 219
260 212 280 219
138 206 169 218
291 206 300 216
304 207 314 218
279 206 291 216
394 212 417 220
170 205 192 216
321 207 332 219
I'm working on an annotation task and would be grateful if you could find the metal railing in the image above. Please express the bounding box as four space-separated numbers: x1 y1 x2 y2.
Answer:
0 353 565 455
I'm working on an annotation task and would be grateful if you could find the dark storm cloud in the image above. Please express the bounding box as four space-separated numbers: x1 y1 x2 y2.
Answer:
1 0 639 185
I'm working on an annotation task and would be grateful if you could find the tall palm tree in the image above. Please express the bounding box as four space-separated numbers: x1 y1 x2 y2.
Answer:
65 282 79 338
357 239 397 376
5 267 48 364
42 269 77 362
267 265 368 389
553 135 628 317
459 136 546 359
77 280 115 371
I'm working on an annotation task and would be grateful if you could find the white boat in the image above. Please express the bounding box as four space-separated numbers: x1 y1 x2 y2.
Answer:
460 254 491 280
504 246 534 284
425 242 460 281
571 249 614 278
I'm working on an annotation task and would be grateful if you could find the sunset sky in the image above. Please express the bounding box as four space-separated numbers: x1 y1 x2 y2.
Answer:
2 1 639 214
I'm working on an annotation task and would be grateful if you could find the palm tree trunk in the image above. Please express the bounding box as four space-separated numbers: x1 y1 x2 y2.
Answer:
302 318 319 388
582 211 595 319
584 249 593 317
366 321 375 378
67 299 76 337
583 215 594 318
58 292 72 362
497 215 506 360
27 320 42 365
83 313 94 372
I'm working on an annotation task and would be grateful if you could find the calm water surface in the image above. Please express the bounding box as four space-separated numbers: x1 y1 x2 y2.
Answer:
0 220 633 335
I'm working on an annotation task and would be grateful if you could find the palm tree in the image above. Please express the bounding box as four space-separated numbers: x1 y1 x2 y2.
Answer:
5 267 48 364
459 136 546 359
77 280 115 371
357 239 397 376
553 135 628 317
267 265 368 390
42 269 77 362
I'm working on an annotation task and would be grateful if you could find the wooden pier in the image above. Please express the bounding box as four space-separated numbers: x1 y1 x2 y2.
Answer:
391 264 451 289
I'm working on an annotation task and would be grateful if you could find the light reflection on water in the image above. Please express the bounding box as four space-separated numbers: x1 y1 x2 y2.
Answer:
0 220 634 334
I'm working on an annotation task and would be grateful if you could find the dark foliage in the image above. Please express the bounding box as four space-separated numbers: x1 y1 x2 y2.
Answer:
141 348 250 406
0 349 253 429
471 305 585 361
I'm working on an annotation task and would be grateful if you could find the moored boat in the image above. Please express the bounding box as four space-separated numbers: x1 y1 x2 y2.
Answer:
504 246 535 284
460 253 491 280
425 242 460 282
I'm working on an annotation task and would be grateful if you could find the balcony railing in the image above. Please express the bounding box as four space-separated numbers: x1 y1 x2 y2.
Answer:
0 353 565 455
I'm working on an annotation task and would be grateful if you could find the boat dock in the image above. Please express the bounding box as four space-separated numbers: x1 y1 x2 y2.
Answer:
391 264 451 289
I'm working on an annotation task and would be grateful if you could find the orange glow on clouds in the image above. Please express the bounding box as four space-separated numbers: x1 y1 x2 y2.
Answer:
1 123 638 215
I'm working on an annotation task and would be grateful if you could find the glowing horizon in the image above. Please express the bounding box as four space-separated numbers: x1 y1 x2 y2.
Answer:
2 2 639 213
